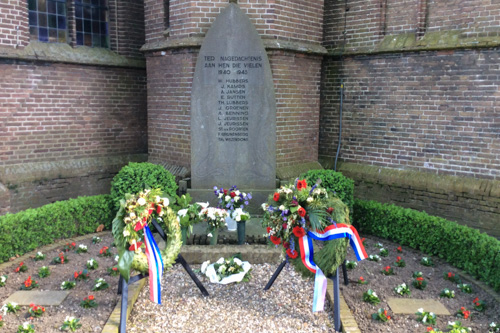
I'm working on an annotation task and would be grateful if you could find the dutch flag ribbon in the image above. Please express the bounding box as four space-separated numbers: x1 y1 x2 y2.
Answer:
298 223 367 312
143 225 164 304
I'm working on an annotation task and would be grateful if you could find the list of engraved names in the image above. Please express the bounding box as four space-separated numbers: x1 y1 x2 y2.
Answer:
203 55 263 142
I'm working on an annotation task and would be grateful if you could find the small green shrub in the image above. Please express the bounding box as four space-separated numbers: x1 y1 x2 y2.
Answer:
110 162 177 208
353 199 500 292
0 195 114 263
300 169 354 214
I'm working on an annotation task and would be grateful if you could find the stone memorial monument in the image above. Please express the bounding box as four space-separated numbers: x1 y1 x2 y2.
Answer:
189 2 276 210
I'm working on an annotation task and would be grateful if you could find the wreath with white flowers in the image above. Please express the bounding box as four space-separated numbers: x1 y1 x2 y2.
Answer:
261 180 350 278
112 188 182 281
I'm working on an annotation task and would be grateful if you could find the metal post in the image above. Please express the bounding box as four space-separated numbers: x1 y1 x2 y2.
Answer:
341 259 349 285
119 276 129 333
176 255 209 296
329 269 342 332
263 260 287 290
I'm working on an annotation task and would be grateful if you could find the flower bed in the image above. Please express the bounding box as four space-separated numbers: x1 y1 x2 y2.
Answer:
341 235 500 333
0 233 119 332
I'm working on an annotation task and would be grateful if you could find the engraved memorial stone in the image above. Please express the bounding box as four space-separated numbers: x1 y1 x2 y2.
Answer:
190 3 276 190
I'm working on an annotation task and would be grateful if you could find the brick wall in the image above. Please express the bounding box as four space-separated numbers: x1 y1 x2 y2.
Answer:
109 0 145 58
0 62 147 166
320 49 500 180
324 0 500 49
147 49 197 167
145 0 323 44
0 0 29 48
272 51 322 167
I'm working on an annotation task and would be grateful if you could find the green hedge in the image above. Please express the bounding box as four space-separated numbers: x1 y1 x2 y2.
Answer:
0 195 114 263
110 162 178 209
353 199 500 292
300 169 355 214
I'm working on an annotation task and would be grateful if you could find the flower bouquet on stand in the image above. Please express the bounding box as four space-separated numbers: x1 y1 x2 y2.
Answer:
213 185 252 244
198 207 229 245
174 194 206 244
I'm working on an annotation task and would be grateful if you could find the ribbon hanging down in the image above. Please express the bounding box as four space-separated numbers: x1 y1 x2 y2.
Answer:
298 223 368 312
143 225 164 304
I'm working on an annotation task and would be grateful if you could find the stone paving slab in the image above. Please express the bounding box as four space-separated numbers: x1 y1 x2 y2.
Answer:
5 290 70 306
388 298 450 315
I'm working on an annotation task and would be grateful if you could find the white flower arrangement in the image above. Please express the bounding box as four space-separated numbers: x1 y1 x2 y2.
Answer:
201 256 252 284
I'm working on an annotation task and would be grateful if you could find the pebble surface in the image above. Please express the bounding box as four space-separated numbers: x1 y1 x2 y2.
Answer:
127 263 336 333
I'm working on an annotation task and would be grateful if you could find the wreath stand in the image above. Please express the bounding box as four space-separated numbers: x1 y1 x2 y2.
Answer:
116 219 209 333
263 260 349 332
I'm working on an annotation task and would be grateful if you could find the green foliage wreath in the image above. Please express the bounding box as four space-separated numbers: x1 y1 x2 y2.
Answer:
261 180 349 278
112 188 182 282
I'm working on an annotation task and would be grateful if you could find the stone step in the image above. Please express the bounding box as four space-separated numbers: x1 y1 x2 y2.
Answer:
387 298 450 315
5 290 70 306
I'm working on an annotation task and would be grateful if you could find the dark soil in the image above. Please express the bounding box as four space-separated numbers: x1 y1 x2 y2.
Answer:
342 235 499 333
0 233 119 332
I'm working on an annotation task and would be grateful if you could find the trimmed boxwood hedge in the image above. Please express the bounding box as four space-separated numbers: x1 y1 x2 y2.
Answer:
300 169 354 214
0 195 114 263
353 199 500 292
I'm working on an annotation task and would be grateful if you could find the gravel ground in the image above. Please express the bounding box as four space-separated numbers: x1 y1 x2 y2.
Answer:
127 262 336 333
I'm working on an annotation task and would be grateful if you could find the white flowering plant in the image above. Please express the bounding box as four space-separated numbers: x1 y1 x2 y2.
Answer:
415 308 437 325
92 278 109 291
440 288 455 298
368 254 381 262
489 322 499 332
394 283 411 296
199 207 229 231
34 251 45 261
457 283 472 293
17 322 35 333
86 258 99 270
345 260 357 269
1 302 20 314
213 185 252 211
200 255 252 284
447 321 471 333
76 244 88 254
61 316 82 332
61 281 76 290
92 236 102 244
0 275 7 287
363 289 380 305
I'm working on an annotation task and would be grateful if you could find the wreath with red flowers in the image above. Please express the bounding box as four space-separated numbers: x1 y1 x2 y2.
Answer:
261 179 350 277
112 188 182 281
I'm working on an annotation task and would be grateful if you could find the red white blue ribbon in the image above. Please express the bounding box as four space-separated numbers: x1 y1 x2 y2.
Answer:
143 225 164 304
298 223 367 312
309 223 368 261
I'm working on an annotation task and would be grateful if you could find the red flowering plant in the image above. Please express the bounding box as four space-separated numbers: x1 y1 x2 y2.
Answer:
74 270 90 281
395 256 406 267
112 188 182 282
382 266 394 275
20 276 39 290
261 179 352 277
98 246 112 257
52 252 68 265
107 266 120 276
456 306 471 320
472 297 486 312
62 242 76 252
357 276 368 285
28 303 46 318
0 315 3 328
14 262 28 273
371 308 391 322
80 295 98 309
443 271 462 284
396 246 403 253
